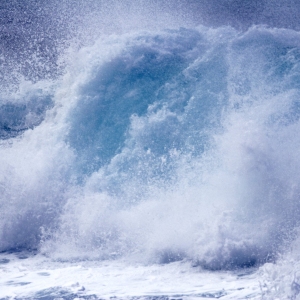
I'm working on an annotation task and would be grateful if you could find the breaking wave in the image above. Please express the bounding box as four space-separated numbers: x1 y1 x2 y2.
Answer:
2 23 300 271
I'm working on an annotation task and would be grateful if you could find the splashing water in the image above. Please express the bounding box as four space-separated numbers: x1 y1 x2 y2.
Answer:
2 1 300 298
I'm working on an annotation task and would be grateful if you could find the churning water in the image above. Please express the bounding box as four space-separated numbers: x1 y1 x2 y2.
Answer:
2 1 300 298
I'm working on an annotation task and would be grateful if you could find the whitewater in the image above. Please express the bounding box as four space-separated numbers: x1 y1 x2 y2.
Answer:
2 1 300 299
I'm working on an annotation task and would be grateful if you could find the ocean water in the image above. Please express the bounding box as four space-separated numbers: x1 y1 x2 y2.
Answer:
2 1 300 299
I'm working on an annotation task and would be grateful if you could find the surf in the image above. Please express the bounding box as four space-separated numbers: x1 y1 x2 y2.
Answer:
2 1 300 298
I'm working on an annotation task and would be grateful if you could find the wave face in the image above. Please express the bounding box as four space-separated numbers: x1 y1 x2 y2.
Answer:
2 24 300 270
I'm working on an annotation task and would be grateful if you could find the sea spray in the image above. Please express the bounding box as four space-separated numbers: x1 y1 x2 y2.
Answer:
1 26 300 273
